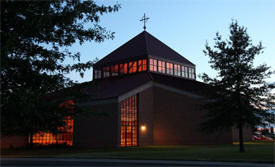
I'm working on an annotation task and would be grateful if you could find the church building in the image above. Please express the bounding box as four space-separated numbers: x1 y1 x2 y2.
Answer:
71 30 233 148
2 30 250 149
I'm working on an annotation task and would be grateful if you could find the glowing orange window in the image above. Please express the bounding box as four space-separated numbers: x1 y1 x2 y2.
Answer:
111 65 119 76
166 62 173 75
120 95 137 147
143 59 147 71
138 59 147 72
120 63 128 74
158 60 165 73
32 100 74 146
149 59 157 72
129 61 137 73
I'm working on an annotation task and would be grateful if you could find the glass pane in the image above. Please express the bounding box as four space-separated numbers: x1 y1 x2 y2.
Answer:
32 100 74 146
120 95 137 147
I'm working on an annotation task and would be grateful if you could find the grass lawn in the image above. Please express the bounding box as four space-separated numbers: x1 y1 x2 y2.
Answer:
1 142 274 163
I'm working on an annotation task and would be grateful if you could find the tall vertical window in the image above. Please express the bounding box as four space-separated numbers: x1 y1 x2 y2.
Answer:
158 60 165 73
129 61 137 73
120 95 137 147
166 62 173 75
174 64 181 76
120 63 128 74
188 67 193 79
103 67 110 78
111 65 119 76
138 59 147 72
94 69 101 79
149 58 157 72
32 100 74 146
184 66 188 78
181 66 185 77
190 67 195 79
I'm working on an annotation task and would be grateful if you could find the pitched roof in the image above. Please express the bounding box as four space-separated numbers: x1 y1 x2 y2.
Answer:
72 73 210 100
94 31 195 67
48 72 211 102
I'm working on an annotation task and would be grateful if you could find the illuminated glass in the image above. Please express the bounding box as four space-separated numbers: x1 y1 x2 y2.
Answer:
103 67 110 78
32 100 74 146
189 67 195 79
120 63 128 74
192 68 195 79
149 59 157 72
158 60 165 73
111 65 119 76
174 64 181 76
138 59 147 72
129 61 137 73
120 95 137 147
166 62 173 75
93 58 195 80
184 66 188 78
181 66 185 77
143 59 147 71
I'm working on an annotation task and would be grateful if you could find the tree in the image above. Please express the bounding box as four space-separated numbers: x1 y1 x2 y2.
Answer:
201 21 275 152
1 0 120 148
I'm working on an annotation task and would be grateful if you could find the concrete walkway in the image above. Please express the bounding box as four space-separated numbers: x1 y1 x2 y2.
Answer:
1 158 274 167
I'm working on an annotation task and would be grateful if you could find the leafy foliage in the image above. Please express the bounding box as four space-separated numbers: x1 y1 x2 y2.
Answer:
1 0 120 147
201 21 274 152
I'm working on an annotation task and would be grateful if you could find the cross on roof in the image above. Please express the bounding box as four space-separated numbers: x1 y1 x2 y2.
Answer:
140 13 149 31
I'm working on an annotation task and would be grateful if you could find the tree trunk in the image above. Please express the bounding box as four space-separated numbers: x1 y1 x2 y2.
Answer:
239 124 245 152
29 132 34 149
24 134 29 148
25 133 34 149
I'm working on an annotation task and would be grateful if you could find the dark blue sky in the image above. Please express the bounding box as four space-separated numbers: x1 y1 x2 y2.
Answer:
67 0 275 83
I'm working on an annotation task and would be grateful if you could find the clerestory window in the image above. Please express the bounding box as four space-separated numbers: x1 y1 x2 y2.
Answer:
149 58 157 72
158 60 165 73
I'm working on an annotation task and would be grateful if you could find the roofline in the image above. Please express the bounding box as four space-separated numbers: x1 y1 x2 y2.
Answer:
94 31 195 67
118 80 204 102
94 31 146 67
147 54 195 67
144 32 195 66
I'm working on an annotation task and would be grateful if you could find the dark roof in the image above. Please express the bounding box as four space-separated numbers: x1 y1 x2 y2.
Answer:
94 31 195 67
149 73 210 96
82 73 152 100
72 72 210 101
48 72 211 102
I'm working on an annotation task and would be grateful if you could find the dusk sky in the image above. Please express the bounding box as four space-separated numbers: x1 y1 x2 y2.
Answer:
67 0 275 83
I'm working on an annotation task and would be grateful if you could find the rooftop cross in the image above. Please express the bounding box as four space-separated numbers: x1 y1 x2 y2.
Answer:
140 13 149 31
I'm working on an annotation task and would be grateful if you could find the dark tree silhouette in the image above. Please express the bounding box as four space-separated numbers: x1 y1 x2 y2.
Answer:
201 21 274 152
1 0 120 148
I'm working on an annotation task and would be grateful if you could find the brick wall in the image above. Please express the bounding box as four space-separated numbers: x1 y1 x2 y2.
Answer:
1 135 25 149
138 87 154 146
152 86 232 145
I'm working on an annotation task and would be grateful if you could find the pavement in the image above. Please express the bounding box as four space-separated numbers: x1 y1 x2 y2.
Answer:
1 158 274 167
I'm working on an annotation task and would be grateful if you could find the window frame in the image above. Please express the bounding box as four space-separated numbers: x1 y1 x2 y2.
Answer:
174 64 181 76
149 58 157 72
166 62 173 75
103 66 110 78
158 60 165 73
120 63 128 74
111 65 119 76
